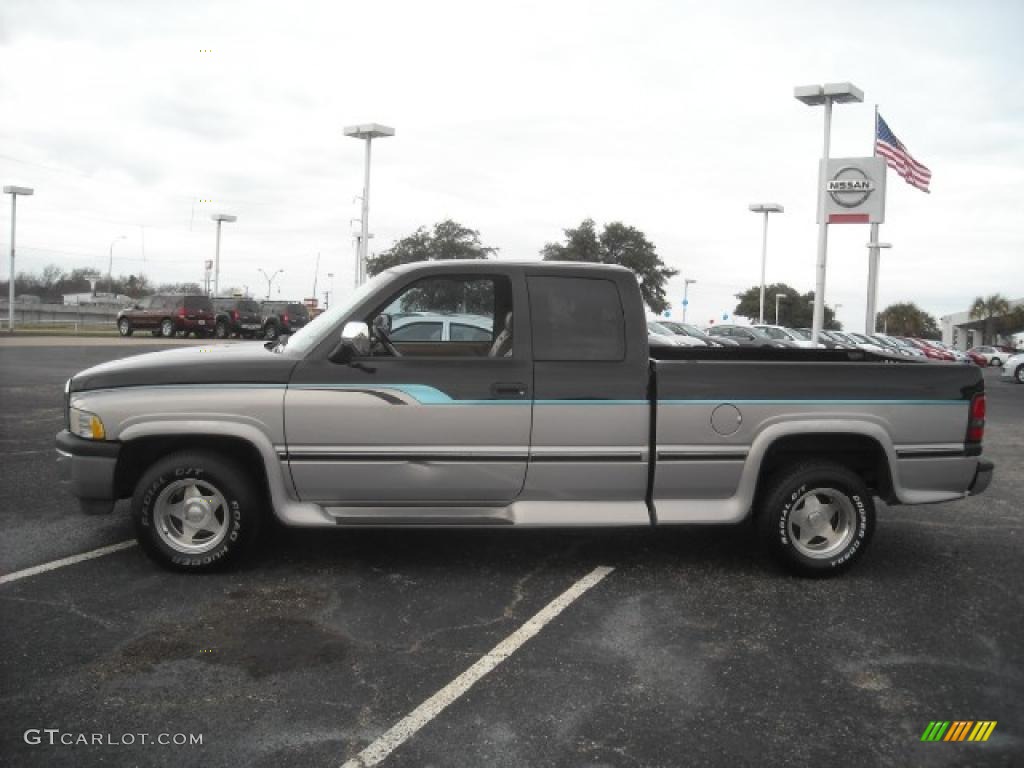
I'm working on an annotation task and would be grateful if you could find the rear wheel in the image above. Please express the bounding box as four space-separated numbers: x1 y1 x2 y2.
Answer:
1015 364 1024 384
160 318 176 338
214 320 229 339
264 323 279 340
758 461 874 577
991 357 1002 367
117 318 133 337
132 451 264 571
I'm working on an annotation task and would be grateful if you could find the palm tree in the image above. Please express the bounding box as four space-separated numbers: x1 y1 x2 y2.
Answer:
969 294 1011 344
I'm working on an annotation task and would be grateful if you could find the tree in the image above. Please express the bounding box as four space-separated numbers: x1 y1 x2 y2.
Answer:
367 219 497 277
732 283 840 329
878 302 939 339
541 218 678 314
969 294 1011 345
156 282 204 294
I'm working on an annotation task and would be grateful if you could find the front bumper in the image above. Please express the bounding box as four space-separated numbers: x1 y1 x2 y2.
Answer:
55 430 121 515
968 458 994 496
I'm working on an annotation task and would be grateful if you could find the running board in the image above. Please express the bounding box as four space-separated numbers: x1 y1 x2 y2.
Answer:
323 505 514 526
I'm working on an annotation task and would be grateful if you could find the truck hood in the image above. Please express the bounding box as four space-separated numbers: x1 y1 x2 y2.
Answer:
70 343 300 393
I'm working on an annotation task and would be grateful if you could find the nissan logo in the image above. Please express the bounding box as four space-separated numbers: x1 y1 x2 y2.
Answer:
826 166 875 208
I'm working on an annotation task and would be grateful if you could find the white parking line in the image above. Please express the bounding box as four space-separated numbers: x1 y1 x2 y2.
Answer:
0 540 136 586
340 565 614 768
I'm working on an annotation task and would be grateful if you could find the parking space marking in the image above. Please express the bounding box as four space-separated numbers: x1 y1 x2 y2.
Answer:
340 565 614 768
0 540 136 585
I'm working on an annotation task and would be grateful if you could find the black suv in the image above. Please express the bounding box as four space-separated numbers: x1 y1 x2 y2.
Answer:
261 301 310 339
211 297 263 339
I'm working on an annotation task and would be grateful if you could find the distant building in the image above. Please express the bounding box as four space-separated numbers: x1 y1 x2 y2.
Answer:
941 297 1023 350
63 292 135 307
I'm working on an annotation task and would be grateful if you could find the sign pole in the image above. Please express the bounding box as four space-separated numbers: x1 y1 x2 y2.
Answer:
810 97 833 344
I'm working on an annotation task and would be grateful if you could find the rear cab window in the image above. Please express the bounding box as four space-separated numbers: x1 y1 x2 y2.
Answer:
527 276 625 361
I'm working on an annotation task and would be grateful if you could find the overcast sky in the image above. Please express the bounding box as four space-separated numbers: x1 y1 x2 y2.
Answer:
2 0 1022 330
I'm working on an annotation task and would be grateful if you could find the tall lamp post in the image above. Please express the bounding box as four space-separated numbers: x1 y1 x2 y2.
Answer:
749 203 784 323
258 268 283 299
865 241 892 333
682 278 696 322
211 214 237 297
107 235 127 295
794 82 864 343
775 293 787 325
344 123 394 287
4 185 33 333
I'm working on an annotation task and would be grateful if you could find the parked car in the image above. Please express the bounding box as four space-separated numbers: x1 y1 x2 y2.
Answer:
968 346 1013 367
705 324 796 348
883 336 926 357
966 349 988 366
1001 352 1024 383
261 301 311 339
58 259 993 577
211 297 263 339
648 320 707 347
753 324 821 349
390 313 493 342
116 294 215 338
793 328 849 349
657 320 736 346
910 338 955 362
841 332 890 355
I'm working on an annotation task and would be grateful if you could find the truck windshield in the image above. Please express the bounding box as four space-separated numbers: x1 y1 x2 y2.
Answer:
282 270 396 356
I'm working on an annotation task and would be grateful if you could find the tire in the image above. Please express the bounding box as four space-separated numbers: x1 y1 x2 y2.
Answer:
1015 364 1024 384
160 318 176 338
757 461 875 577
990 357 1002 367
117 318 134 337
264 323 279 340
132 451 264 571
214 321 229 339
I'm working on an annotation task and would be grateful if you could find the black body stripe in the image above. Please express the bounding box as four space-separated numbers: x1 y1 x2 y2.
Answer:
657 452 748 462
895 449 969 459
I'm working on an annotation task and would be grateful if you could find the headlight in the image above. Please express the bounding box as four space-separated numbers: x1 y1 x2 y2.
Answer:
69 407 106 440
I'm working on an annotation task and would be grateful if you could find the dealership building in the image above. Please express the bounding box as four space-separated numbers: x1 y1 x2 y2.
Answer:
941 297 1024 351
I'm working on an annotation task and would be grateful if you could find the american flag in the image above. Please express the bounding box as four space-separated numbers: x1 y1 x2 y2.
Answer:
875 114 932 193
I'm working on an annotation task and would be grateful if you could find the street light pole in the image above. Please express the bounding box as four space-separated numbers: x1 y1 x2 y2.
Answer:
4 185 33 333
775 293 787 325
682 278 696 322
749 203 784 324
794 82 864 344
211 214 237 297
107 235 127 295
258 268 283 299
865 241 892 333
344 124 394 287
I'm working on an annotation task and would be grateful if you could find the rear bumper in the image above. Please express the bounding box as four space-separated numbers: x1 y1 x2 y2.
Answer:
55 430 121 514
968 458 994 496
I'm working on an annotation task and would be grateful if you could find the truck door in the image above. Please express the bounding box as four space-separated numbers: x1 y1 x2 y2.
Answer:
284 271 532 505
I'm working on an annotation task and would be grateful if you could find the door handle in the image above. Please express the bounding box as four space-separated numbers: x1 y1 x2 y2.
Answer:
490 381 529 399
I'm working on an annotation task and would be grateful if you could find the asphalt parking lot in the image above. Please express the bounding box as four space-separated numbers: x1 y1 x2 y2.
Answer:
1 340 1021 768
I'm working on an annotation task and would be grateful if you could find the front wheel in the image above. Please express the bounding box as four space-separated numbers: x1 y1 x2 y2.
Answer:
117 319 133 337
757 461 875 577
132 451 264 571
160 318 176 338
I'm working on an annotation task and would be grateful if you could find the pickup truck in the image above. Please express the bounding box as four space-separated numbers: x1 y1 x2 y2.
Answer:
56 261 994 576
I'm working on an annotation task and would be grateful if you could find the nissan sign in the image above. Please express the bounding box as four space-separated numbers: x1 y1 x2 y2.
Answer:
817 156 887 224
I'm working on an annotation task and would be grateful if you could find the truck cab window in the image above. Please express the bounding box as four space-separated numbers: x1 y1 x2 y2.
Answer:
370 275 513 358
528 276 625 361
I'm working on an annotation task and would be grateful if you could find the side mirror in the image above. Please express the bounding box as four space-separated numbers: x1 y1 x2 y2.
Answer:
329 321 371 363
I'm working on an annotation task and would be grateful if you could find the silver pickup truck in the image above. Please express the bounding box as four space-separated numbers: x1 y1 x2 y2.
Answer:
57 261 993 576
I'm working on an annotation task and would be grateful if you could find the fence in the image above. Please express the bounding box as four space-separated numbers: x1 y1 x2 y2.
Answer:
0 303 118 333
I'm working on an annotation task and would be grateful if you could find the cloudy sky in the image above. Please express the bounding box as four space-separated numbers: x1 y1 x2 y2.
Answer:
1 0 1022 329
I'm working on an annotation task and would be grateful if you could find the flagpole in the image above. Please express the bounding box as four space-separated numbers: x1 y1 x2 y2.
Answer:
866 104 881 333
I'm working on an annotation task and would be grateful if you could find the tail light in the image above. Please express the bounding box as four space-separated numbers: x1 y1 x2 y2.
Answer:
282 313 290 323
966 393 986 443
177 306 186 318
232 310 239 321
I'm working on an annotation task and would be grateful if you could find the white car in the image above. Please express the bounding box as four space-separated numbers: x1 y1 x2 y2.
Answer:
753 324 821 349
390 313 493 342
970 346 1014 367
648 321 708 347
1001 352 1024 384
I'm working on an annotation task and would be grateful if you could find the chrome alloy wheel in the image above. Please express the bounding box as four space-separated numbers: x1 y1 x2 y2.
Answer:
154 479 230 554
786 487 857 559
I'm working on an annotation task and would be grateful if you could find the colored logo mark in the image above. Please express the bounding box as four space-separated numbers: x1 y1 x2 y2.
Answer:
920 721 997 742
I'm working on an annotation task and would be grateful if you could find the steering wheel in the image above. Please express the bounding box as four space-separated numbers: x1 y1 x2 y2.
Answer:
374 325 403 357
